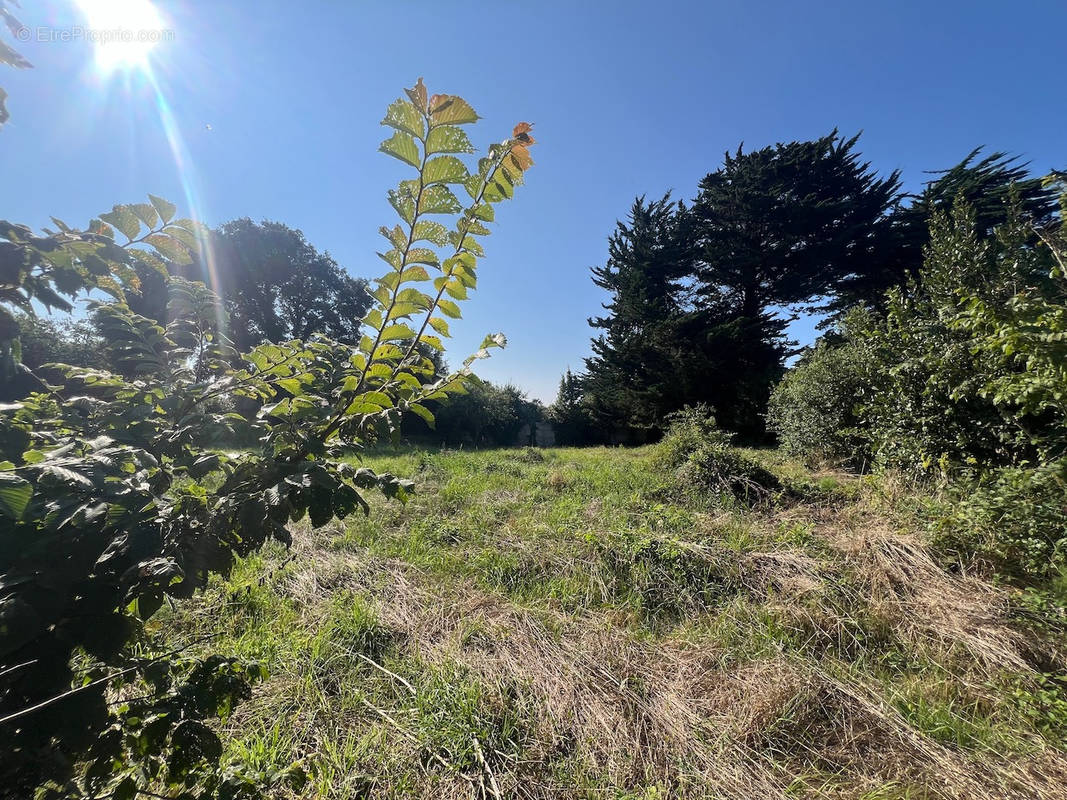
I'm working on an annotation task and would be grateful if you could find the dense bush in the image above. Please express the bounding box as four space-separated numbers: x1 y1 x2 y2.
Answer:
654 406 779 504
418 379 544 447
776 195 1063 476
932 459 1067 579
767 314 871 468
771 186 1066 580
858 200 1059 479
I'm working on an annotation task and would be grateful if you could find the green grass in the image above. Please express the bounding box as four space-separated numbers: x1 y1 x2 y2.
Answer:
154 445 1067 799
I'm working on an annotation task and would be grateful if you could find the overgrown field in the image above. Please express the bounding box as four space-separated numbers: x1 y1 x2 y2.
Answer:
157 446 1067 799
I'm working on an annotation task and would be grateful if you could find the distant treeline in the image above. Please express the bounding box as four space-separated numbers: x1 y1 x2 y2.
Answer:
21 142 1061 457
13 218 549 450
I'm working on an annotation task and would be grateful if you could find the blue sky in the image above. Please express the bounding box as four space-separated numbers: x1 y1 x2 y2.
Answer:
4 0 1065 401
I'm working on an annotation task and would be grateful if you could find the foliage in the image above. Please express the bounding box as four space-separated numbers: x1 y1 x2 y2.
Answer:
182 219 374 351
585 133 903 440
583 195 695 439
411 378 544 447
767 310 872 468
12 311 105 371
779 194 1061 483
833 150 1060 312
653 406 779 504
690 130 902 318
861 196 1061 478
932 458 1067 579
549 368 596 445
686 131 900 433
0 79 536 797
775 182 1066 580
0 0 32 129
947 173 1067 457
1 197 202 400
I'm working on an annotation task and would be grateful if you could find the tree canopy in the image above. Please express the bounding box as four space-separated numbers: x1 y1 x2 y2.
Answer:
181 219 373 351
582 132 902 440
690 130 902 318
583 195 694 438
831 149 1060 312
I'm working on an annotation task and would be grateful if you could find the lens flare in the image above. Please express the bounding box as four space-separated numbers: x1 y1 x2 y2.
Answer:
75 0 166 73
140 67 227 337
75 1 226 334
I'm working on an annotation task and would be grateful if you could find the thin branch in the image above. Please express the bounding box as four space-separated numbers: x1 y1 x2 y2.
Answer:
397 142 516 377
346 648 416 696
0 633 221 726
0 659 37 680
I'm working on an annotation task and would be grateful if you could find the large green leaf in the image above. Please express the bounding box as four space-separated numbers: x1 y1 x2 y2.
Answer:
444 279 468 300
423 156 469 186
429 95 479 126
437 299 462 319
145 233 192 265
426 125 475 155
404 248 439 267
400 265 431 282
459 218 491 237
148 194 177 224
380 131 421 169
161 224 199 250
408 402 435 428
0 472 32 519
381 98 425 139
388 186 416 224
470 203 494 223
100 206 142 241
377 249 403 270
413 220 451 246
131 203 159 229
380 323 416 341
418 185 461 215
380 224 407 250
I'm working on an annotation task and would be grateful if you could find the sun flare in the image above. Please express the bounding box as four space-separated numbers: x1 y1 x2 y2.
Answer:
75 0 167 72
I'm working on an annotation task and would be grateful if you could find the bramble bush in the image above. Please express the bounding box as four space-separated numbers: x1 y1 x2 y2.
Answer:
932 459 1067 580
0 79 536 798
654 406 779 504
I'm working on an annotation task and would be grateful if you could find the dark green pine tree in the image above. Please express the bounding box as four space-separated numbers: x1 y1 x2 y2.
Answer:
688 131 901 435
691 130 902 319
583 194 694 440
550 368 595 445
832 149 1060 312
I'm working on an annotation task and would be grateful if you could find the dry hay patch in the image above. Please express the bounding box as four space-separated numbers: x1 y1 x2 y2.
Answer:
827 520 1037 671
249 519 1067 799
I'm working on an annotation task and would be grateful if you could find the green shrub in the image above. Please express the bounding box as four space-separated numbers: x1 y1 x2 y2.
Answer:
858 198 1061 480
776 195 1064 487
767 313 871 468
655 406 779 504
932 459 1067 579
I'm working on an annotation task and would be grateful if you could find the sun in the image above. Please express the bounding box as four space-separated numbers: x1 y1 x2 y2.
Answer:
75 0 167 73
